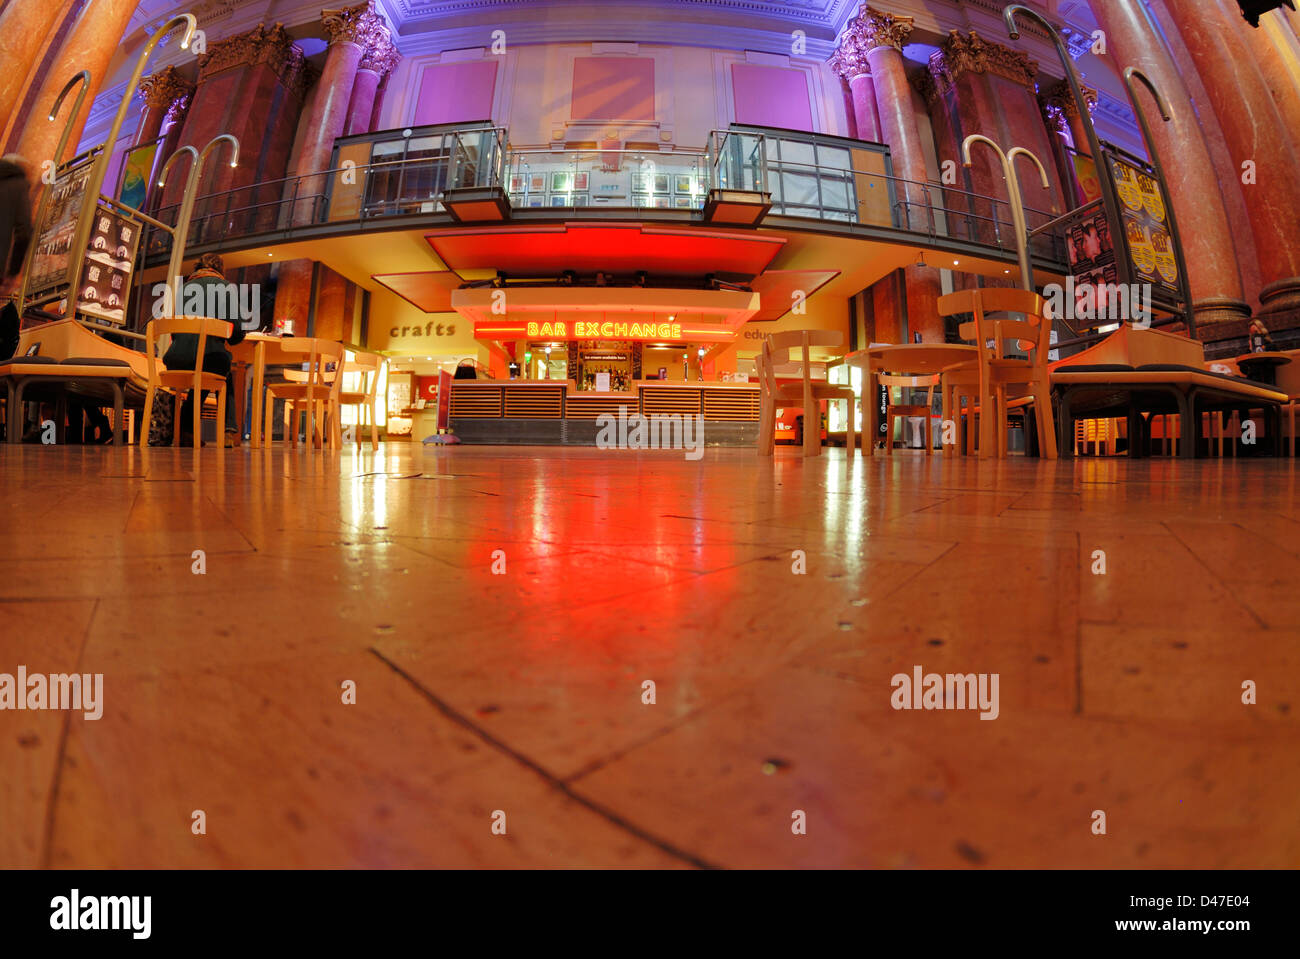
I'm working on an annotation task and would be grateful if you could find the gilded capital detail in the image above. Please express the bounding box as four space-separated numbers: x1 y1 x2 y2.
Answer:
322 1 387 48
196 21 310 101
1039 78 1098 131
828 4 915 80
927 29 1038 97
359 30 401 77
138 66 195 112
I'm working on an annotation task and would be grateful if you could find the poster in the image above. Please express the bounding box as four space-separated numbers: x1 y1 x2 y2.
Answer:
27 157 94 299
118 141 158 212
1070 152 1102 206
76 202 141 325
1107 152 1181 303
1063 206 1119 321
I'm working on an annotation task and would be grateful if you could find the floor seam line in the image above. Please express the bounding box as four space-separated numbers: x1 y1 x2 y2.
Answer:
368 646 718 869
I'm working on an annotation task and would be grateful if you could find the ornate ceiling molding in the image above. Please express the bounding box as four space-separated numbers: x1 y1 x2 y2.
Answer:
927 29 1038 99
828 4 914 80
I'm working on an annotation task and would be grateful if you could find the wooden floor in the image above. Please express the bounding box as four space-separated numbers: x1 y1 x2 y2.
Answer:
1 443 1297 868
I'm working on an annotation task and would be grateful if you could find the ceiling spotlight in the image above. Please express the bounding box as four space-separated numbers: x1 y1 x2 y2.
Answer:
953 260 960 266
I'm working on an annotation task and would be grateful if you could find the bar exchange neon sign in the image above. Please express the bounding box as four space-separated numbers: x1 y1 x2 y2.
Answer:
522 320 682 339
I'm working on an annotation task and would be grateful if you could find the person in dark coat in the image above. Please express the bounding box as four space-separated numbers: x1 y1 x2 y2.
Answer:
163 252 246 446
0 155 33 363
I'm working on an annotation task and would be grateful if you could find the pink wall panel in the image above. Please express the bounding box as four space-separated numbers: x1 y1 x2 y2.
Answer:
570 57 655 121
730 64 814 132
413 61 499 126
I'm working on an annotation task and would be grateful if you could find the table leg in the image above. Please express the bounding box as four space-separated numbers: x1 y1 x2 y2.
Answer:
232 361 248 444
250 342 266 449
864 364 876 455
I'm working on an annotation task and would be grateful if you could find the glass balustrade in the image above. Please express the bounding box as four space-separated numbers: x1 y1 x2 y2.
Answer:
139 120 1067 268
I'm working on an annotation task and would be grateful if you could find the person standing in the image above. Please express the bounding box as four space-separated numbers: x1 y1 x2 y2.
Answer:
0 154 33 363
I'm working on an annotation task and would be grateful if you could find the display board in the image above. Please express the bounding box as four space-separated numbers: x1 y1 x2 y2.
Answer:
1105 150 1181 308
26 155 96 304
74 201 141 326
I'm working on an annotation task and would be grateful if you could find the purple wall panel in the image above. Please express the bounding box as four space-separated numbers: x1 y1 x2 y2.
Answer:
571 57 655 121
414 61 499 126
730 63 814 131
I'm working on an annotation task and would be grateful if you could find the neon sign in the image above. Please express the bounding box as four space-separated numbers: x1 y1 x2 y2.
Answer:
523 320 682 339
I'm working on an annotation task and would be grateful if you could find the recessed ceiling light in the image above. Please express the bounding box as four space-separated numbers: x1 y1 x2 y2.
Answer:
953 260 960 266
1004 269 1010 274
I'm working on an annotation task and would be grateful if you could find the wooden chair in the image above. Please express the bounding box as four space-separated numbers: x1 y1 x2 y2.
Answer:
937 288 1057 460
332 350 384 450
143 318 233 449
757 330 855 457
263 338 343 450
880 372 937 455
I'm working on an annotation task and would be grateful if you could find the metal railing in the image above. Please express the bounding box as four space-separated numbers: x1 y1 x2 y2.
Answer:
137 121 1068 267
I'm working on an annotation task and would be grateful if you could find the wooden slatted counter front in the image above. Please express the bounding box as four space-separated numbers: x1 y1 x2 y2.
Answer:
448 380 761 446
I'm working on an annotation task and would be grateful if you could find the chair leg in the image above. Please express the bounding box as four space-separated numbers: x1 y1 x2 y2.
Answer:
844 397 856 459
369 401 379 451
172 393 183 447
142 387 156 447
216 387 227 448
1033 384 1058 460
264 390 275 447
884 412 894 455
191 387 202 451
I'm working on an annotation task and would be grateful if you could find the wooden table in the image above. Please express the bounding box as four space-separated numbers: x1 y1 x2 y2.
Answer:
846 344 978 453
229 333 301 448
1233 352 1291 388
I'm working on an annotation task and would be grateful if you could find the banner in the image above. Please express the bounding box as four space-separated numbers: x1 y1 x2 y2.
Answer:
26 157 95 301
118 141 159 212
1106 152 1181 305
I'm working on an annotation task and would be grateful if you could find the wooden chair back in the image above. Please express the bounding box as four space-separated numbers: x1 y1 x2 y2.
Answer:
144 317 233 394
938 288 1051 371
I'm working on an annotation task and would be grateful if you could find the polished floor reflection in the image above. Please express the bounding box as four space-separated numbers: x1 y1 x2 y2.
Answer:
1 444 1297 867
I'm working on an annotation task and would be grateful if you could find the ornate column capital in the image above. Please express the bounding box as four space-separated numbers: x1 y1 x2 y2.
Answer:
358 29 401 77
322 1 389 50
829 4 914 79
928 29 1038 98
138 66 195 112
1039 77 1098 130
196 21 309 100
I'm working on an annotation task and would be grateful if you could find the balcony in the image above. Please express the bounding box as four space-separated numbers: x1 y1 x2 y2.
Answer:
143 120 1069 269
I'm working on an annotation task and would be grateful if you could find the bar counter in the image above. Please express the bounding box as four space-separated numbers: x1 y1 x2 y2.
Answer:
448 379 761 446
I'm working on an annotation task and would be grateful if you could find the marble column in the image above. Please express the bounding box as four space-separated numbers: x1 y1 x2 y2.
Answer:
1161 0 1300 314
134 66 192 148
1092 1 1253 329
833 5 942 341
275 1 390 327
1246 11 1300 152
1040 80 1095 158
829 34 881 142
15 0 143 175
0 0 74 126
344 30 398 137
925 30 1069 239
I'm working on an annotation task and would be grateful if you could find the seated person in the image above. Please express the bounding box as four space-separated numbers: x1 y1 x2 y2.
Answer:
162 253 246 447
